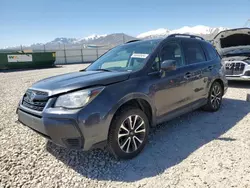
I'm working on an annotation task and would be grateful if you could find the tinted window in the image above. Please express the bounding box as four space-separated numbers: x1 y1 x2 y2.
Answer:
160 43 184 68
182 41 206 64
202 42 218 60
151 55 161 71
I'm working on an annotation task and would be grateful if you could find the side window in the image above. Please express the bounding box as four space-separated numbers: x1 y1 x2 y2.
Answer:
151 55 160 71
182 41 206 64
159 43 184 68
202 43 219 60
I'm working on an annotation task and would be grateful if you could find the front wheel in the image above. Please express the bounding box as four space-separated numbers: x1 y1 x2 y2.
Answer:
202 81 223 112
108 107 149 160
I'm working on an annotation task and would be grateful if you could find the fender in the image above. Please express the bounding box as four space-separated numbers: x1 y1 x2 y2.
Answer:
106 92 157 128
207 77 227 97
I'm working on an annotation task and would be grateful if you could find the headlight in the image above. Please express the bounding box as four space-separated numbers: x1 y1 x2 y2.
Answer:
54 87 104 109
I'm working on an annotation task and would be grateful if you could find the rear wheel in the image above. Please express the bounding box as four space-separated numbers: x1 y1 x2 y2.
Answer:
108 107 149 159
202 81 223 112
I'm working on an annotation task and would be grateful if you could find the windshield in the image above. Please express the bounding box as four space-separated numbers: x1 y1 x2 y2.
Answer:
86 40 160 72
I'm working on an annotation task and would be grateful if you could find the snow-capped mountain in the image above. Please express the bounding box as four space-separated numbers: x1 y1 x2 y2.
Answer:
137 25 228 39
81 34 107 41
41 33 136 47
45 33 134 46
137 28 170 39
1 33 136 50
47 34 108 45
1 25 229 49
48 37 78 45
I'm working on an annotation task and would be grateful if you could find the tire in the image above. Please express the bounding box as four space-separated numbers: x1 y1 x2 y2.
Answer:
108 106 149 160
202 81 223 112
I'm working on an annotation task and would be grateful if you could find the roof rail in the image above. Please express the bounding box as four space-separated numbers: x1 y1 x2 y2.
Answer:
168 34 205 40
126 39 141 43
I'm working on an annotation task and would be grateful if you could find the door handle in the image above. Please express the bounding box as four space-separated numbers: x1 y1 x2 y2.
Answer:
184 72 191 79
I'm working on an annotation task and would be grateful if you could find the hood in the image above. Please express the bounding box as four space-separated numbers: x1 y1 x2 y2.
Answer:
212 28 250 56
222 55 250 62
220 47 250 58
31 71 130 96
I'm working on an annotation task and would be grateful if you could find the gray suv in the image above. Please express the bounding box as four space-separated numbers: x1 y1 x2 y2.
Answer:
17 34 228 159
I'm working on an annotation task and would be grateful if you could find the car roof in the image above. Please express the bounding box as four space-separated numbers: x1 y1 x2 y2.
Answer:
122 35 214 54
126 35 208 45
126 38 163 44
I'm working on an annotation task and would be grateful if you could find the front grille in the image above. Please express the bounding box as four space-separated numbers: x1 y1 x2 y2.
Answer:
22 89 49 112
225 62 246 76
32 90 48 96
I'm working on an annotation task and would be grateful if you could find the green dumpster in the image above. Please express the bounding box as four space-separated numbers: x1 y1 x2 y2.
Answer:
0 52 56 70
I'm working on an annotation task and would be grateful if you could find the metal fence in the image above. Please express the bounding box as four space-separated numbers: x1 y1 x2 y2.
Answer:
1 44 114 65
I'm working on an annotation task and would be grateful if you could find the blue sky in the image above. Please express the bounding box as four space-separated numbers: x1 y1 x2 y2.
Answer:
1 0 250 47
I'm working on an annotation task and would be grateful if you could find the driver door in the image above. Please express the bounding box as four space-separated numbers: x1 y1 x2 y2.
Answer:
150 41 193 121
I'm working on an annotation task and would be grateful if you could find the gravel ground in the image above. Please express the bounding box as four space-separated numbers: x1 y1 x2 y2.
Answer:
0 64 250 188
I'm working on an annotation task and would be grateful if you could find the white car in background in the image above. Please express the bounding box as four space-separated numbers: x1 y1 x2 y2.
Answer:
212 28 250 81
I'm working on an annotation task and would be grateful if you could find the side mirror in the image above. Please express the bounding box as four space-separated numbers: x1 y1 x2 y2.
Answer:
161 60 176 71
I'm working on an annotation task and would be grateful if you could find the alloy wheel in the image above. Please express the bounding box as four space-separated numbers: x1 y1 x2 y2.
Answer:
210 84 222 109
118 115 146 153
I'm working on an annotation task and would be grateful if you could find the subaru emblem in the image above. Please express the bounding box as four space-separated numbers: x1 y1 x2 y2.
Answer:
27 91 36 102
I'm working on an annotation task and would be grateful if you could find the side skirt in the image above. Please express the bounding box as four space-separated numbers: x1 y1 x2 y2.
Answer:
156 99 207 125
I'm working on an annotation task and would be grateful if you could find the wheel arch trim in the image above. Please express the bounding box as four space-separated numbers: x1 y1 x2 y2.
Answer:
106 92 156 128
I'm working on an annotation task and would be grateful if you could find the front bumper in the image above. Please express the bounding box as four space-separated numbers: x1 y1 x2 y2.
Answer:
225 60 250 81
17 108 84 149
17 99 111 150
226 76 250 81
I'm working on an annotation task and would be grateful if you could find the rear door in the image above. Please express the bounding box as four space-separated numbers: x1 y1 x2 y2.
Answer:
181 40 209 102
201 42 222 94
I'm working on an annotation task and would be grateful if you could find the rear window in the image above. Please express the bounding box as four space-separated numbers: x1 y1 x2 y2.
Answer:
202 42 218 60
182 41 206 64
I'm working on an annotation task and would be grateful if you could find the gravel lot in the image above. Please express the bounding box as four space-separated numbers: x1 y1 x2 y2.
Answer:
0 64 250 188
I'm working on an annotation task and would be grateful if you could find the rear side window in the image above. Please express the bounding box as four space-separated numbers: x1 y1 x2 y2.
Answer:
202 42 218 60
182 41 206 64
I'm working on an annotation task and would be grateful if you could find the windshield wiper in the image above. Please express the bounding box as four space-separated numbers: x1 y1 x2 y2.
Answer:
94 68 112 72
